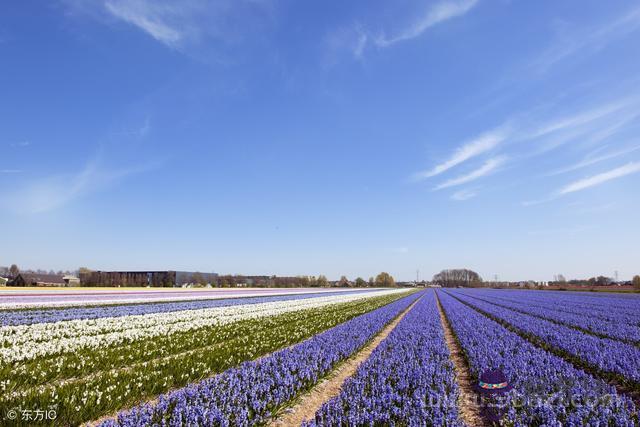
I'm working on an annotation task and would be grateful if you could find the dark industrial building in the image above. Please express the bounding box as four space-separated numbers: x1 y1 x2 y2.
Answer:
9 273 68 287
78 271 218 287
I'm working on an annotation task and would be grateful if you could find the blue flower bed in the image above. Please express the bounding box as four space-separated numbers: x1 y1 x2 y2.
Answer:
457 289 640 343
449 290 640 387
439 291 637 426
304 290 463 426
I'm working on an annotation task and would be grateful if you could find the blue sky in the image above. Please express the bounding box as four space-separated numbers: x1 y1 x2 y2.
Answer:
2 0 640 281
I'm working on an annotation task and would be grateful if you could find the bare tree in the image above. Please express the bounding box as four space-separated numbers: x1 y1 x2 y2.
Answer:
432 269 482 288
191 272 206 287
338 276 350 287
9 264 19 277
317 275 328 287
588 276 613 286
375 272 395 287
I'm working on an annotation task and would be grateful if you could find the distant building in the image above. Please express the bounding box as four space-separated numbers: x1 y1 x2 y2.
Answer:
79 271 218 287
10 273 66 287
63 275 81 286
80 271 177 287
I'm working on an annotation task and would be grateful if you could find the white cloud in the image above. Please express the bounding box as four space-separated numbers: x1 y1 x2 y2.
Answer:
65 0 275 54
9 157 159 214
450 189 477 201
547 144 640 176
523 100 629 141
411 100 627 184
376 0 479 47
329 0 479 60
557 162 640 195
1 169 22 174
435 156 506 190
414 129 506 180
105 0 184 48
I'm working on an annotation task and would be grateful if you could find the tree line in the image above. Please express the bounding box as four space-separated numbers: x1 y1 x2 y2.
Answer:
0 264 74 277
190 272 396 288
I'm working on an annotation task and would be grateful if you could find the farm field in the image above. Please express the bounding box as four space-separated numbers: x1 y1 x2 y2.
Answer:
1 288 639 426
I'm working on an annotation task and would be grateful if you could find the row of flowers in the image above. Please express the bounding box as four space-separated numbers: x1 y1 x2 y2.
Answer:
304 290 463 426
97 292 421 427
1 292 412 426
456 289 640 345
449 290 640 387
439 291 638 425
0 289 405 364
0 290 374 326
485 289 640 326
0 289 366 310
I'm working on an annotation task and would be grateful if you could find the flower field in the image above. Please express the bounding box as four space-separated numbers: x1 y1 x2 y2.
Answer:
1 287 639 426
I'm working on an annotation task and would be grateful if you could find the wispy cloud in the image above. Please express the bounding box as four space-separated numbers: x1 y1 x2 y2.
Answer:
450 189 477 201
435 156 506 190
412 99 628 185
323 23 369 65
66 0 275 55
104 0 184 48
546 144 640 176
533 6 640 72
556 162 640 195
8 156 160 214
524 100 628 141
376 0 479 47
417 92 640 204
1 169 22 174
328 0 479 61
521 103 639 156
414 129 506 180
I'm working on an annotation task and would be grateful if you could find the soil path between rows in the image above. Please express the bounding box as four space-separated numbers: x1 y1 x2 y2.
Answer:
269 295 422 426
435 291 486 427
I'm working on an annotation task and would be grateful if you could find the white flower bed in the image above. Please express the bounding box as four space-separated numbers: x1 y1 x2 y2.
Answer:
0 289 404 364
0 288 363 309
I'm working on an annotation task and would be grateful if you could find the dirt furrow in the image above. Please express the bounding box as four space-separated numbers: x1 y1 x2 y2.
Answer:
435 291 486 427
